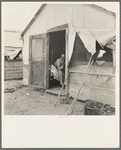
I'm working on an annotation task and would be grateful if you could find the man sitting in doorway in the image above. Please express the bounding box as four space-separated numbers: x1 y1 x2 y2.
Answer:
54 54 65 86
50 54 65 86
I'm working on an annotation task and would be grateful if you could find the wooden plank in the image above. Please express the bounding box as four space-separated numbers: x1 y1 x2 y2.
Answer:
112 49 116 68
5 72 23 75
32 61 45 87
68 82 115 106
43 34 47 89
65 28 69 97
5 67 23 72
46 87 65 96
45 33 50 89
31 33 46 39
23 64 29 85
30 33 48 89
70 70 115 77
29 36 32 85
4 61 23 66
5 73 23 80
47 23 68 32
30 35 46 86
69 72 115 89
70 63 115 77
4 61 23 80
70 61 113 67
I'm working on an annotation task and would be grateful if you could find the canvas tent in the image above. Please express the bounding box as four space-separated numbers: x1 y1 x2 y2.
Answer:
4 30 23 80
5 49 22 60
4 30 23 57
21 4 116 107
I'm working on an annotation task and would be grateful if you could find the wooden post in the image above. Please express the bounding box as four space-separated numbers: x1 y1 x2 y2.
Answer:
112 49 116 69
65 28 69 101
45 33 50 89
54 73 70 107
29 36 32 85
4 61 6 81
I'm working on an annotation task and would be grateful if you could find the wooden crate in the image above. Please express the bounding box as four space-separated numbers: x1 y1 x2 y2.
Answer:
4 61 23 80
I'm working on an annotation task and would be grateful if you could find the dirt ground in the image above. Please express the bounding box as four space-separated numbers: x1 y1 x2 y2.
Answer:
4 79 85 115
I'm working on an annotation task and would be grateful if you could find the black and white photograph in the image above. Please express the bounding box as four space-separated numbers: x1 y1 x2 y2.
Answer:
2 1 120 148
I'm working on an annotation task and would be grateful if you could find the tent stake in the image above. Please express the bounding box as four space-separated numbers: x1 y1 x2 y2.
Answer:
67 55 93 115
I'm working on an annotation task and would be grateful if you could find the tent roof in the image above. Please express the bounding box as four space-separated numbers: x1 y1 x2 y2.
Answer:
21 4 47 37
4 31 23 47
90 4 116 17
21 4 116 37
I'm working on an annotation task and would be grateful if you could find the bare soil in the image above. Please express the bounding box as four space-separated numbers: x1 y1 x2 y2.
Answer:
4 79 85 115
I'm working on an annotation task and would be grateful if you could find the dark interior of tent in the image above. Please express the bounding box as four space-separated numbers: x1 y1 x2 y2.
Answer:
70 34 113 68
70 33 91 67
49 30 65 89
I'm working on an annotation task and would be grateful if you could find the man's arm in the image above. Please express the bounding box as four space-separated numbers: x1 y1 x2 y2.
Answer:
56 59 61 69
56 59 64 70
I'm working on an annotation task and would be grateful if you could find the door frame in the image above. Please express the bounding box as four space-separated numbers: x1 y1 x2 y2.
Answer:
47 24 69 95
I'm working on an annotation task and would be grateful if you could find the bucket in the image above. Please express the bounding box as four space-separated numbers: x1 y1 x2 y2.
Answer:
84 99 104 115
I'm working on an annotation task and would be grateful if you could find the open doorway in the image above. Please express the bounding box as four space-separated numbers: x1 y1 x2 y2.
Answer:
49 30 66 89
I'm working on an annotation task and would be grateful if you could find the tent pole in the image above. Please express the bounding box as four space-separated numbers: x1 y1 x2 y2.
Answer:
67 55 93 115
54 72 70 107
71 60 94 115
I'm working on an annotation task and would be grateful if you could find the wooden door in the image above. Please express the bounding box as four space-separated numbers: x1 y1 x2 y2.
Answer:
29 33 49 89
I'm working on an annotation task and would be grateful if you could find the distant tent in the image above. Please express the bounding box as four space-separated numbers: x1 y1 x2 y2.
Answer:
5 49 22 60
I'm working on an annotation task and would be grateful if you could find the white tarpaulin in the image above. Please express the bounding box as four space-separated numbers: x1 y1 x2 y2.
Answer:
106 42 116 50
68 27 96 65
4 50 14 56
89 29 116 47
64 24 116 65
68 26 76 61
105 37 116 50
74 28 96 55
9 49 22 60
68 27 116 61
